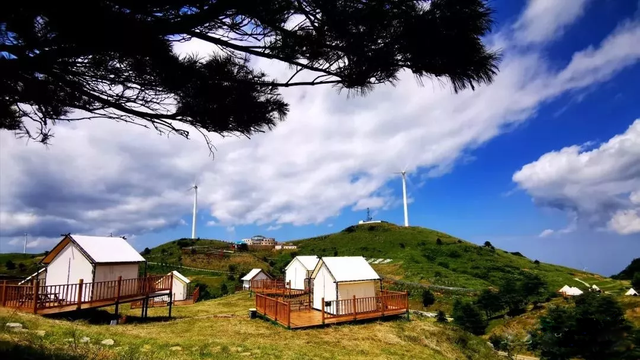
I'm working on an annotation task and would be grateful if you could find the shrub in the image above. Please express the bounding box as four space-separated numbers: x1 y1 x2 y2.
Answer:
632 273 640 290
227 273 235 281
228 264 237 273
533 259 540 265
437 261 450 269
436 238 443 245
399 243 405 249
436 310 448 323
422 289 436 307
457 239 463 244
141 247 151 255
434 271 443 278
447 250 462 259
489 333 505 351
453 300 487 335
220 283 229 296
5 260 15 270
17 263 26 272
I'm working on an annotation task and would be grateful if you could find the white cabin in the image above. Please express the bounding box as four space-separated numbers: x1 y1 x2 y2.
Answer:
241 268 271 290
40 234 146 300
626 288 638 296
285 256 319 290
310 256 381 315
157 271 191 301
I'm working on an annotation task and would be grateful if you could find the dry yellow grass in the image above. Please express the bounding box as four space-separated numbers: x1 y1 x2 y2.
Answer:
1 293 501 360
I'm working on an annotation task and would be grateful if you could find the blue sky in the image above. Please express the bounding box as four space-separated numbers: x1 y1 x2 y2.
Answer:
1 0 639 276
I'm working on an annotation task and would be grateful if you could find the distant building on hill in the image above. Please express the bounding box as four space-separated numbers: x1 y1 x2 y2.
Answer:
275 244 297 250
242 235 276 246
357 208 385 225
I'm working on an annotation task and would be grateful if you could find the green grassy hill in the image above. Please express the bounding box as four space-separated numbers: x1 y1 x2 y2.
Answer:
0 253 45 280
293 223 628 296
0 292 501 360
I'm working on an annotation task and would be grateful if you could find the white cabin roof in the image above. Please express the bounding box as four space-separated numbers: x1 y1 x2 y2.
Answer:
70 234 146 263
170 271 190 284
559 285 571 292
565 287 583 296
286 256 320 271
242 268 266 281
626 288 638 296
314 256 380 282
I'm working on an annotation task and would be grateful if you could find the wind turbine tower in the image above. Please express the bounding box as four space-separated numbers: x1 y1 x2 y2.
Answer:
190 182 198 239
400 171 409 227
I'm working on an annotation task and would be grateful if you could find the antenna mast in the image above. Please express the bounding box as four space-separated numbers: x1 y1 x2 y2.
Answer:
191 184 198 239
366 208 372 222
401 171 409 227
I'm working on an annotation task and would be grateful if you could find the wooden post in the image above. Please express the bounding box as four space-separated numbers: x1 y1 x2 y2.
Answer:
321 297 325 325
76 279 84 310
353 295 357 321
32 280 39 314
381 294 385 316
405 291 410 320
168 273 174 318
287 302 291 329
1 281 6 307
274 300 278 321
114 276 122 316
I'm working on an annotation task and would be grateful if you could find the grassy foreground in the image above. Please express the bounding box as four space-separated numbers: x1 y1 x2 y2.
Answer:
1 293 501 360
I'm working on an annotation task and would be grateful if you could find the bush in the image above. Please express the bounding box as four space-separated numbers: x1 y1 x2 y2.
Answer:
436 238 443 245
228 264 237 273
220 283 229 296
141 247 151 255
533 259 540 265
422 289 436 307
453 300 487 335
227 273 235 281
436 310 448 323
5 260 15 270
632 273 640 290
437 261 450 269
399 243 405 249
17 263 26 272
489 334 506 351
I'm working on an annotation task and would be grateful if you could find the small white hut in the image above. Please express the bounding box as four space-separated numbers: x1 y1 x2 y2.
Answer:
241 268 271 290
310 256 381 315
565 287 584 296
558 285 571 294
590 284 601 293
157 271 191 301
285 256 319 290
625 288 638 296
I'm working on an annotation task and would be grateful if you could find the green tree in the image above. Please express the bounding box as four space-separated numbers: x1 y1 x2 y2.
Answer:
529 292 635 360
499 277 526 314
632 272 640 290
436 238 443 245
5 260 15 270
2 1 499 146
421 289 436 307
475 289 504 320
452 300 487 335
220 283 229 296
520 273 547 302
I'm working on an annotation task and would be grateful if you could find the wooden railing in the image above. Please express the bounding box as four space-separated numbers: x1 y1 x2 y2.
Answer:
0 275 171 314
255 290 408 328
255 293 290 328
322 290 408 320
250 279 308 296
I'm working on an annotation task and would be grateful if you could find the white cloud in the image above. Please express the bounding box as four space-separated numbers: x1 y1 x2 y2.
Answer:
630 191 640 205
205 220 216 227
539 229 555 238
608 209 640 235
514 0 591 44
2 4 640 251
266 225 282 231
514 120 640 235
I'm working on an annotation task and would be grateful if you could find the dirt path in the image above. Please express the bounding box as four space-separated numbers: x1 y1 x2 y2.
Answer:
497 351 539 360
574 278 590 287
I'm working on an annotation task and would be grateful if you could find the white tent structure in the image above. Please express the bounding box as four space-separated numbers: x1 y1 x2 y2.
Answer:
157 271 191 301
565 287 584 296
590 284 601 292
310 256 381 315
625 288 638 296
39 234 146 301
558 285 571 294
285 256 319 290
241 268 271 290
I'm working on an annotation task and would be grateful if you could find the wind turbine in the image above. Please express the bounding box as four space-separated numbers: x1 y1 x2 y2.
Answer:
394 169 410 227
189 180 198 239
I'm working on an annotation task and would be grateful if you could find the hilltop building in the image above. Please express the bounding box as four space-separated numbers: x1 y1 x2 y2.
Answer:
242 235 276 246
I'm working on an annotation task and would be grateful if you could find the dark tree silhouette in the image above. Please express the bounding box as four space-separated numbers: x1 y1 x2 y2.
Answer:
2 0 500 148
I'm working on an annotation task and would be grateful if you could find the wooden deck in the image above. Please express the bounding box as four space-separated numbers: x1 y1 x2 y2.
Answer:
255 290 408 329
250 279 308 297
0 275 173 315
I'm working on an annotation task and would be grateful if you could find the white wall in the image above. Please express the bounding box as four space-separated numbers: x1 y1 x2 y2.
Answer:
94 263 140 297
45 243 93 285
45 243 94 301
312 264 336 313
337 281 377 313
285 259 308 290
172 277 188 300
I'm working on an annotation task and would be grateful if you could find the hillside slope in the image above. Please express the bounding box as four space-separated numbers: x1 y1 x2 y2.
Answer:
293 223 626 294
0 293 501 360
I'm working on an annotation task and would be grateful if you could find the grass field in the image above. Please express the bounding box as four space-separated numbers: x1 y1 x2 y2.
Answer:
0 253 44 279
0 293 502 360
